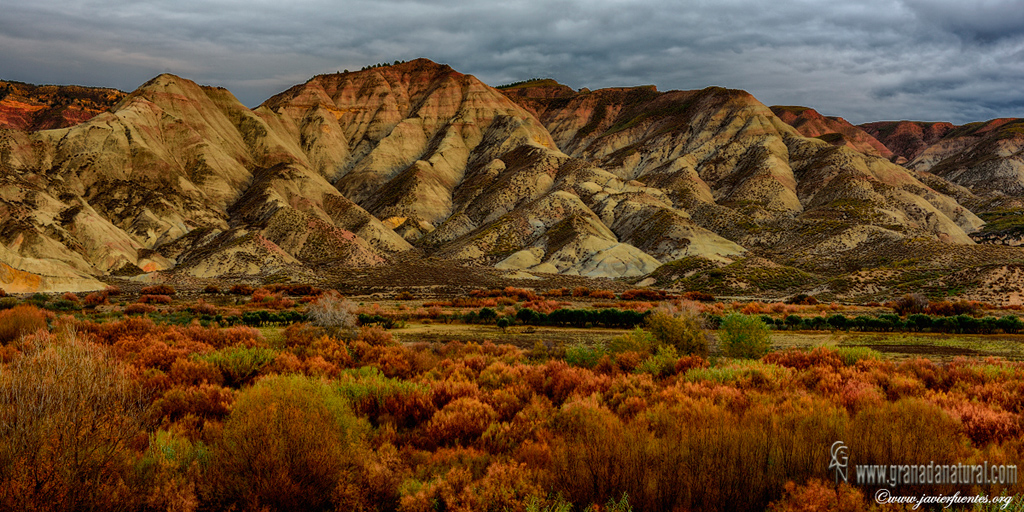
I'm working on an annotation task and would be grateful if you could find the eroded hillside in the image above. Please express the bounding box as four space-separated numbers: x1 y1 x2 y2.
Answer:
1 61 1021 301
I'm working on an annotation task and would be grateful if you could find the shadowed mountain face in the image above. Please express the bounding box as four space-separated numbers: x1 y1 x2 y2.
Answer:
0 60 1008 294
859 121 955 163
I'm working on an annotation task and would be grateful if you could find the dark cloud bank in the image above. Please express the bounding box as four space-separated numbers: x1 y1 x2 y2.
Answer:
1 0 1022 124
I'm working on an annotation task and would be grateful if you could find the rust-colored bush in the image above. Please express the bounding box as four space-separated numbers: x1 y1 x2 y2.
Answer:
682 291 716 302
150 383 235 424
674 354 710 373
60 292 80 303
228 284 254 296
741 301 771 315
138 294 173 304
946 400 1019 445
763 347 843 371
0 305 49 344
543 288 569 297
622 288 669 301
356 325 394 346
426 397 498 447
141 284 176 296
307 335 354 367
188 299 218 315
430 378 482 409
925 299 981 317
124 303 156 315
180 324 263 349
168 358 224 387
767 479 866 512
283 322 321 349
77 316 159 345
83 291 108 307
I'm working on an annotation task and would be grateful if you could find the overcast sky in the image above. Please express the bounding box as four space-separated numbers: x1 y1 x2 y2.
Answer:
1 0 1022 124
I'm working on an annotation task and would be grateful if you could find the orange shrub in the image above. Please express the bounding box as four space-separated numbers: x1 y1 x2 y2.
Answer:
741 301 771 315
150 383 236 425
482 385 531 421
363 345 413 378
0 305 49 344
767 479 866 512
141 284 176 295
60 292 80 303
138 294 172 304
521 299 560 314
426 397 498 447
615 351 643 373
838 379 884 413
543 288 569 297
682 291 715 302
181 324 264 349
228 284 254 296
945 401 1019 445
77 316 159 345
83 292 108 307
675 354 710 373
302 355 342 378
621 288 667 301
589 289 616 300
168 358 224 386
763 347 843 371
306 336 354 367
124 303 156 315
356 325 394 346
188 300 218 315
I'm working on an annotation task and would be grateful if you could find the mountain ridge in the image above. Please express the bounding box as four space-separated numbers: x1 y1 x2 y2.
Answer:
1 60 1023 302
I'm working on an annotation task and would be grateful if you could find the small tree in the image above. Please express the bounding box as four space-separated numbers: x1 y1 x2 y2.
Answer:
719 313 771 359
496 317 511 333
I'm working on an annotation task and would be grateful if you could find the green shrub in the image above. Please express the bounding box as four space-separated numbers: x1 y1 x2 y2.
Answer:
0 297 19 310
718 313 771 359
644 310 708 356
635 345 679 377
205 374 366 511
608 327 658 355
44 299 81 312
565 343 606 368
835 346 882 366
196 347 277 388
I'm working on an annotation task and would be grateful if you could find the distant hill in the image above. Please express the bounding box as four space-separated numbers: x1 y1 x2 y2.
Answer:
0 80 126 131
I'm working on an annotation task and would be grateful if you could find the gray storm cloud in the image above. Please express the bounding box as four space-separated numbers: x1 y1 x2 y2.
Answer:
0 0 1022 124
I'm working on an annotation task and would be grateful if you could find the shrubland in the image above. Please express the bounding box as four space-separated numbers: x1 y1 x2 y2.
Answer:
0 288 1022 511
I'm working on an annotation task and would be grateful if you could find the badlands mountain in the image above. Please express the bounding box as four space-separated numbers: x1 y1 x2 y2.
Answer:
0 59 1022 300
